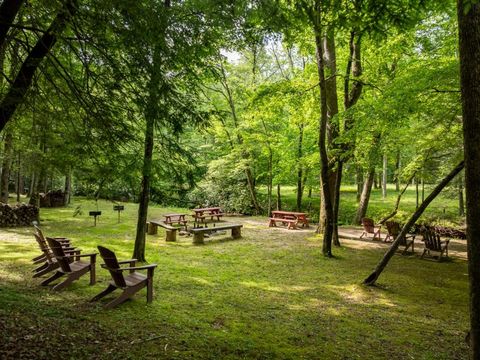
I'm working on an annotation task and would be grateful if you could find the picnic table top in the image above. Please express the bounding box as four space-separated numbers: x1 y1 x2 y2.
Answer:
192 207 222 213
272 210 307 216
163 213 187 217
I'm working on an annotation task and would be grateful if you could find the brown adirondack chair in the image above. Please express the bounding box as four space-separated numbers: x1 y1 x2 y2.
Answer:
41 238 96 291
32 234 80 278
421 228 450 261
91 246 157 309
360 218 381 240
32 225 71 265
384 221 415 254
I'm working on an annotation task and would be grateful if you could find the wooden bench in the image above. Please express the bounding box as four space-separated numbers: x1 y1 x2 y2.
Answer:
189 224 242 245
268 218 297 230
147 221 178 242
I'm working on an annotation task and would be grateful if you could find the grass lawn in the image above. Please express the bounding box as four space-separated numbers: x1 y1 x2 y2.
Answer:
0 198 469 359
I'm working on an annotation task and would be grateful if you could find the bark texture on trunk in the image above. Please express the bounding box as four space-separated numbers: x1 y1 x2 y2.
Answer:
354 168 374 224
314 24 334 257
0 0 25 50
363 161 464 286
296 123 304 212
457 1 480 355
382 154 387 198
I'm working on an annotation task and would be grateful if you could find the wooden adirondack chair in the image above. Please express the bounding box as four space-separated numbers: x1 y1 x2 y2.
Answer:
384 221 415 254
41 238 96 291
91 246 157 309
421 228 450 261
360 218 381 240
32 234 80 278
32 225 71 265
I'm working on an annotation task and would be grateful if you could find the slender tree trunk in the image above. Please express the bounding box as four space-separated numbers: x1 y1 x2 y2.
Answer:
332 161 342 246
415 177 419 209
296 123 304 212
373 172 379 189
0 0 25 50
364 161 464 285
354 168 374 224
382 154 387 198
395 151 400 191
314 18 334 257
457 2 480 355
64 169 71 206
276 184 281 211
356 165 363 202
16 152 21 202
0 131 13 203
421 175 425 203
459 173 465 217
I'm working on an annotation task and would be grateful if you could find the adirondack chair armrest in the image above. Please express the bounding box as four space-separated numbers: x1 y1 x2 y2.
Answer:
120 264 157 271
118 259 138 265
405 234 415 240
58 253 97 262
63 249 81 254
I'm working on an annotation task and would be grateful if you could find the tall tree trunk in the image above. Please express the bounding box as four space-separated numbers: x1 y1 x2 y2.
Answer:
354 168 374 224
415 177 419 209
457 1 480 355
276 184 281 211
0 0 78 133
421 175 425 203
356 165 363 202
382 154 387 198
459 173 465 217
332 161 342 246
395 151 400 191
64 169 71 206
296 123 304 212
364 161 464 285
0 130 13 203
15 152 21 202
313 14 334 256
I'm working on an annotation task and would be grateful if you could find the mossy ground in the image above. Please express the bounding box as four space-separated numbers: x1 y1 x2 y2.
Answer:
0 197 469 359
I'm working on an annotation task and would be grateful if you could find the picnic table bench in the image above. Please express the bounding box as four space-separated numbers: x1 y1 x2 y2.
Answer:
147 220 179 242
190 223 242 245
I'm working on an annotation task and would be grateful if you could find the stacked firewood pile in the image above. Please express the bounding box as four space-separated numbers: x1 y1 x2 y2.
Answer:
29 190 66 208
40 190 66 208
0 203 39 227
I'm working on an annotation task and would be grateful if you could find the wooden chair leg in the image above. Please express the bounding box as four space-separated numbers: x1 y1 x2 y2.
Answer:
33 262 49 273
147 278 153 303
91 284 117 302
90 265 96 285
33 263 58 278
52 275 76 291
421 249 427 259
41 271 64 286
360 232 366 239
105 289 135 309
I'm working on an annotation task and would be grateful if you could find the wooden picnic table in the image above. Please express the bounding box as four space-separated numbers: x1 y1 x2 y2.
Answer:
269 210 309 229
162 213 188 230
192 207 224 223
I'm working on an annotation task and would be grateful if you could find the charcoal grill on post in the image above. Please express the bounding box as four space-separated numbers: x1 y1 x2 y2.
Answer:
113 205 124 223
89 211 102 226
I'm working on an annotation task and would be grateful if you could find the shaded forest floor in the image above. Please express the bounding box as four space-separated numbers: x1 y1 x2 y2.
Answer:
0 198 469 359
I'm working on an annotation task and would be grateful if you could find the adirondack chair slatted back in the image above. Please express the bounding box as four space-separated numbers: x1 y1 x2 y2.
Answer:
362 218 375 233
385 221 408 245
46 238 72 273
98 246 127 288
422 229 442 251
34 233 55 264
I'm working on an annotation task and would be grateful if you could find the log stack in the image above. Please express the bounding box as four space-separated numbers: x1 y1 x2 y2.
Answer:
0 203 39 227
